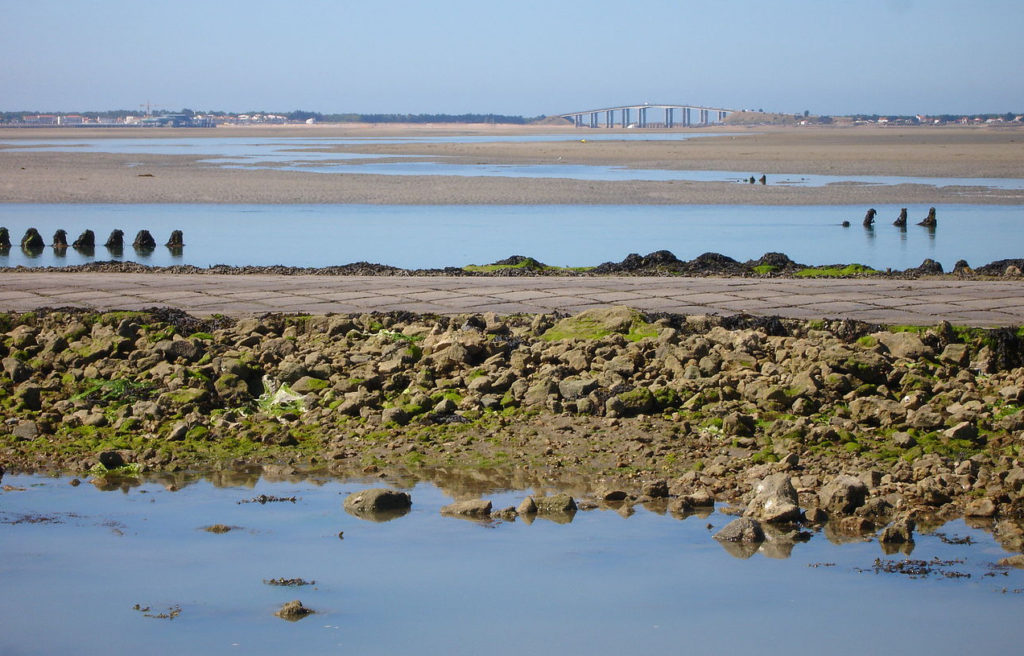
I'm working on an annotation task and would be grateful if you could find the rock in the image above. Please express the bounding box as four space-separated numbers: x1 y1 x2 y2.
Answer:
744 473 802 523
836 516 875 535
104 229 124 249
914 258 944 275
381 407 410 426
558 377 598 401
917 207 937 227
964 498 997 517
879 517 915 543
998 555 1024 569
642 480 669 498
818 475 868 515
3 357 32 384
98 451 125 469
343 488 412 517
677 486 715 508
616 387 656 415
517 496 538 515
441 499 493 517
166 230 185 248
275 600 313 621
0 226 9 248
72 229 95 249
20 228 44 251
14 384 41 411
132 230 156 250
11 420 40 440
939 343 969 366
542 306 637 339
156 339 203 363
598 489 629 502
532 494 577 514
874 331 933 360
714 517 765 543
943 421 980 444
52 229 68 248
722 411 755 436
893 208 908 227
862 208 876 227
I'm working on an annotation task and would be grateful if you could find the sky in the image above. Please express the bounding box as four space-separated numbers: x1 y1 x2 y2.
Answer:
2 0 1022 117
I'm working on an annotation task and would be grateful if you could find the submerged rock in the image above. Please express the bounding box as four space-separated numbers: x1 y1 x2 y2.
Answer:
275 600 313 621
441 499 493 517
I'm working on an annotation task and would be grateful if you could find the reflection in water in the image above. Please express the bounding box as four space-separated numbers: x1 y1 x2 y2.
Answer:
3 472 1023 656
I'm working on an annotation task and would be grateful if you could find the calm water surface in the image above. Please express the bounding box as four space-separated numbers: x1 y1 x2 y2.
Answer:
1 203 1021 271
1 474 1021 656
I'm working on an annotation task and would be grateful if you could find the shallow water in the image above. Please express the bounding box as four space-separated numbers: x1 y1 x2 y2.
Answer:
1 473 1021 656
1 203 1022 272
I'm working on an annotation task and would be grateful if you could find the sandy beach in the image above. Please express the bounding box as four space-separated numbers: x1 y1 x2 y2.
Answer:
1 124 1022 205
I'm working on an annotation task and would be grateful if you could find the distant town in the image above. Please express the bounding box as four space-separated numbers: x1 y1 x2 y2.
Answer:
0 108 1021 128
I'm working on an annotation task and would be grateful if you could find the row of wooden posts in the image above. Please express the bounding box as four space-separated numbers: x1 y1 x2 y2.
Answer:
0 228 184 251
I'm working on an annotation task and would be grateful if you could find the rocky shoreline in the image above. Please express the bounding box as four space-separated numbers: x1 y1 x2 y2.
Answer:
2 250 1024 278
2 306 1023 554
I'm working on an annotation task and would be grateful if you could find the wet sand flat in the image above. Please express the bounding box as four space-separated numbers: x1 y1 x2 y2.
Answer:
1 124 1022 205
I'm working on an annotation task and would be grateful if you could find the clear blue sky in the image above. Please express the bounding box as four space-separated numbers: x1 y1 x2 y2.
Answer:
2 0 1021 116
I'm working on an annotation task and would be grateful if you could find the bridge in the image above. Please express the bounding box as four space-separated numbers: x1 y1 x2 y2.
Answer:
557 103 736 128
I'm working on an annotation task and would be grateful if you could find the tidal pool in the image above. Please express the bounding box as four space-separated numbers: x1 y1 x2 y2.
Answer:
1 473 1021 655
2 203 1022 272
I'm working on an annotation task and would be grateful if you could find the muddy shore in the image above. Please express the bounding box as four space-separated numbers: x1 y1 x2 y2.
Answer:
2 124 1023 205
2 306 1023 552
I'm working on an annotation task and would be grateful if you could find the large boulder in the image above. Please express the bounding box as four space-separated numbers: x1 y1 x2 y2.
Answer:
744 473 802 523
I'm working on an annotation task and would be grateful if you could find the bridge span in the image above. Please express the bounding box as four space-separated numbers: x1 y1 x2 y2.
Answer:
558 103 735 128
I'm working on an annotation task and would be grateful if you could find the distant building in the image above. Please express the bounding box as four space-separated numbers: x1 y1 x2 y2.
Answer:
23 114 58 125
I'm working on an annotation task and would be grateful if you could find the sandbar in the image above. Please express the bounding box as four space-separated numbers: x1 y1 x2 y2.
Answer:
1 124 1022 205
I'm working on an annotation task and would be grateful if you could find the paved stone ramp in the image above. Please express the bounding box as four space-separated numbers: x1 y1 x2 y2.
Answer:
2 272 1023 326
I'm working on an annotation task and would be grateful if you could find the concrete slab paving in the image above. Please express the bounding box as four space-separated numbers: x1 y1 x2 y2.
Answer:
2 272 1023 326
